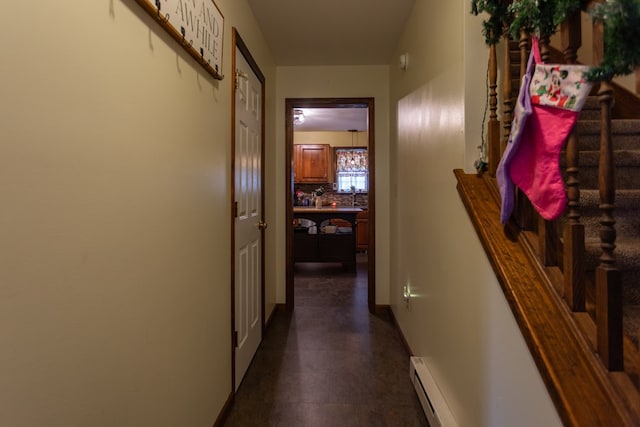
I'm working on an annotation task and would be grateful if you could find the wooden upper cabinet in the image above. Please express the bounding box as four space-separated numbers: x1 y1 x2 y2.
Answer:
294 144 331 183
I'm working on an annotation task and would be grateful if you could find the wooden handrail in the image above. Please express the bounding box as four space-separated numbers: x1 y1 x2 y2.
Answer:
477 0 638 419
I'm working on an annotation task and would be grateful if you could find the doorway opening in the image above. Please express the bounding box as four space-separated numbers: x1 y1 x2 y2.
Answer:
285 97 376 313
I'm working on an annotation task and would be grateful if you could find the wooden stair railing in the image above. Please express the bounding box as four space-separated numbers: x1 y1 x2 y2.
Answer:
455 170 639 425
465 0 640 423
490 1 625 372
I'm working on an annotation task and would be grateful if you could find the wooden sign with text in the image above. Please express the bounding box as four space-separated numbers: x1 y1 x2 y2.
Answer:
134 0 224 80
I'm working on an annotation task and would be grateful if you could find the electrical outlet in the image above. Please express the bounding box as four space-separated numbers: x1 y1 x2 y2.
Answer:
403 284 410 302
403 283 411 310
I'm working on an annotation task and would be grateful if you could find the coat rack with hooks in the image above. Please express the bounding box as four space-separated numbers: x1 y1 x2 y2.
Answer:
134 0 225 81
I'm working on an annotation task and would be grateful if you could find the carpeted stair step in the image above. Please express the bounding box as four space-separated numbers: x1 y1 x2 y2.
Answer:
577 189 640 239
585 237 640 275
578 96 601 120
567 149 640 189
623 305 640 347
624 275 640 306
575 119 640 151
584 236 640 344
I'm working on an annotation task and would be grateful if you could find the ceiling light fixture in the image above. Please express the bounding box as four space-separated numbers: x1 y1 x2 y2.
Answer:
293 109 305 125
349 129 357 165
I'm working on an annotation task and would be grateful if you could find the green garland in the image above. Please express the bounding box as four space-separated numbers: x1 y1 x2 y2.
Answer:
471 0 580 43
470 0 640 81
587 0 640 81
471 0 511 45
508 0 580 40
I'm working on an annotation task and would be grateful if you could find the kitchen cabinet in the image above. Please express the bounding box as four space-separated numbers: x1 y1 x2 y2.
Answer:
356 210 368 251
294 144 331 183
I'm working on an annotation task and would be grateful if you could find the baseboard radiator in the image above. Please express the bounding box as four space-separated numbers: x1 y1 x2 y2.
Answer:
410 357 457 427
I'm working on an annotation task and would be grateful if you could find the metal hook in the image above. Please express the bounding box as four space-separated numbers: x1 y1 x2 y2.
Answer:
155 0 168 22
179 27 193 47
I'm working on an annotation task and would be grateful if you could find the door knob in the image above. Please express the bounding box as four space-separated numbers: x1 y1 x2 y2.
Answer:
258 221 268 230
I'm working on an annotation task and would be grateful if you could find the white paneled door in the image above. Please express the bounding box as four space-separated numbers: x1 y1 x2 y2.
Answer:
234 45 263 390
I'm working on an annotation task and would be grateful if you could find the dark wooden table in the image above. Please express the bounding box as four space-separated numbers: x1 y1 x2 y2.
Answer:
293 207 363 269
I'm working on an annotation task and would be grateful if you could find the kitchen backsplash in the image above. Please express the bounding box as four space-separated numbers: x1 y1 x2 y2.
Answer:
294 183 368 207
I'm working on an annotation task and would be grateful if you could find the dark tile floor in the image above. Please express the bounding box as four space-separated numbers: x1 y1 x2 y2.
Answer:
223 255 428 427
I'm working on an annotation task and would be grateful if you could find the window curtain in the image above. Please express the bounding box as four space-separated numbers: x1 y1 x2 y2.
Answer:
336 148 368 192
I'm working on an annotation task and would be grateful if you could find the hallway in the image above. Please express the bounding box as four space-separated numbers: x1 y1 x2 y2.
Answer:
223 256 428 426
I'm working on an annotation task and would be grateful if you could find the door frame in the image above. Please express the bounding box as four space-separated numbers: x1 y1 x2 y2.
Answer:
285 97 376 313
230 28 266 392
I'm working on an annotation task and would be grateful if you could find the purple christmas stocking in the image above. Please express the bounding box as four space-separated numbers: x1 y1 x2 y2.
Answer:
496 45 535 224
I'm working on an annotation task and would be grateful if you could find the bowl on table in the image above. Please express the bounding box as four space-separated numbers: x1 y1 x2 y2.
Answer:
323 225 337 234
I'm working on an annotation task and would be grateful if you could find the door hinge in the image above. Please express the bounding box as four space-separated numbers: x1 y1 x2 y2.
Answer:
233 330 238 348
233 201 238 218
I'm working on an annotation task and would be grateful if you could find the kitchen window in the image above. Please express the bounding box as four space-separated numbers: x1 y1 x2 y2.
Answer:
335 148 368 192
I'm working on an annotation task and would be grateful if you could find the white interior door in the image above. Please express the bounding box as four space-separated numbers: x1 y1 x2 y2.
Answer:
234 46 263 390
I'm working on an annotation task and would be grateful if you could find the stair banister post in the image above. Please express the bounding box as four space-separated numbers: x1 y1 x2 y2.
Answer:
488 40 501 176
518 31 529 77
513 31 537 231
561 10 586 312
501 24 513 155
539 35 551 64
593 18 623 371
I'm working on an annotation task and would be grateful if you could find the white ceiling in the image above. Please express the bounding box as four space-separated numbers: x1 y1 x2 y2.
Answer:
294 107 368 132
246 0 416 66
246 0 415 131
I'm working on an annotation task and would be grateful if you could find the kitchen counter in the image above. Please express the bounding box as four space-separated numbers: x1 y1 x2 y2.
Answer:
293 206 363 214
293 207 362 228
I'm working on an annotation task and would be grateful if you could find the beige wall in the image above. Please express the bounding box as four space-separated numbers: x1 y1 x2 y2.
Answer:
388 2 562 426
294 131 369 147
0 1 275 426
275 65 391 304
